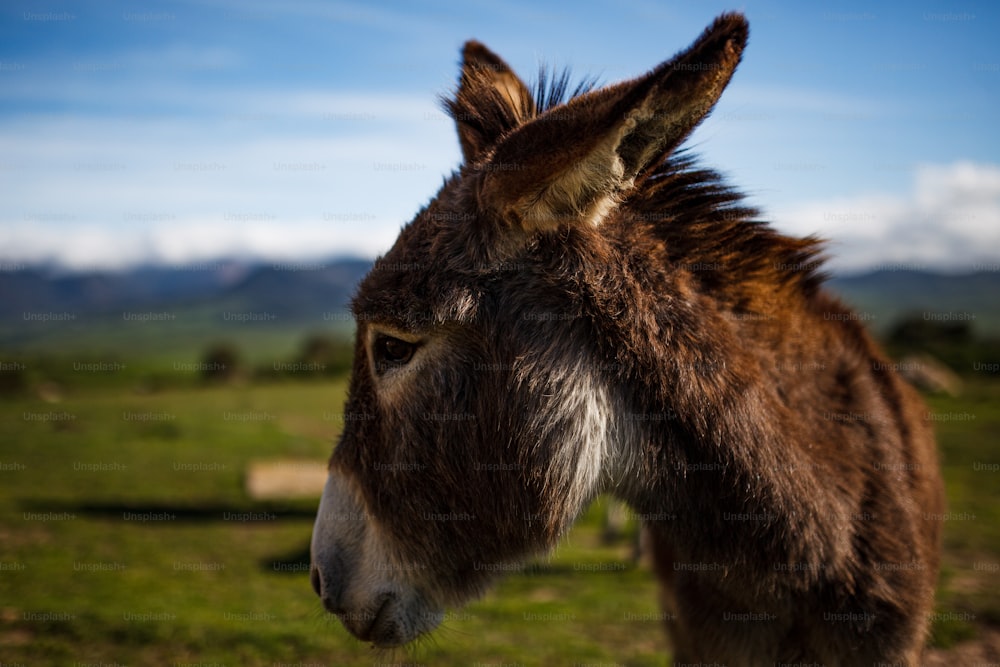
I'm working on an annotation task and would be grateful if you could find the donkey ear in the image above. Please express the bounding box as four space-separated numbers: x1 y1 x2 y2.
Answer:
444 41 536 164
479 13 748 232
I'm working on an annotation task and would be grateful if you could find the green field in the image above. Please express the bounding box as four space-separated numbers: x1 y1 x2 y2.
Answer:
1 376 998 665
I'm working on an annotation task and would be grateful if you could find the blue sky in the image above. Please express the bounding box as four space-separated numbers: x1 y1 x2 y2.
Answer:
1 0 998 273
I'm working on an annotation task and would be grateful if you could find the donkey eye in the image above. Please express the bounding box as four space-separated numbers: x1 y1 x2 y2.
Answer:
373 335 417 370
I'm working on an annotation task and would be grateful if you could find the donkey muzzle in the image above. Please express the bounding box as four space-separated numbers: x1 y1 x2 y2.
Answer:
310 471 443 647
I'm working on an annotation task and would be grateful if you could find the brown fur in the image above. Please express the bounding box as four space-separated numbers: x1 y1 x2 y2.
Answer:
310 13 944 664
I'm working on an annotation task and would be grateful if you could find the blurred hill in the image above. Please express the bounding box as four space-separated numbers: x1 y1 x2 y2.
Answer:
828 270 1000 336
0 258 371 359
0 258 370 323
1 262 998 354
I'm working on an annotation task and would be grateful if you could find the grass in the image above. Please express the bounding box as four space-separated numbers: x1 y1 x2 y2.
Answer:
0 378 667 665
1 377 997 665
923 384 1000 647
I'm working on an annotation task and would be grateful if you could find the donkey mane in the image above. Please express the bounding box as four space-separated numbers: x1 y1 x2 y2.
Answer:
641 154 827 296
444 53 826 300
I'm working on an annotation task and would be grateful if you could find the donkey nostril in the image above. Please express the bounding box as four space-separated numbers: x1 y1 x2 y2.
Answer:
311 553 349 614
312 566 348 615
310 566 322 597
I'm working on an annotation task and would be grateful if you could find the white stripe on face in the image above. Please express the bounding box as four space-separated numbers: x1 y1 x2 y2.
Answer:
536 362 638 519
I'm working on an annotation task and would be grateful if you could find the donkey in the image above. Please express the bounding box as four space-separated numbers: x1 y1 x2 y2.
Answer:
310 12 944 665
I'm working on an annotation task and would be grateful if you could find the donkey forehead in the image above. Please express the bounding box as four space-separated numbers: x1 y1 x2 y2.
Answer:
351 178 514 331
352 276 480 332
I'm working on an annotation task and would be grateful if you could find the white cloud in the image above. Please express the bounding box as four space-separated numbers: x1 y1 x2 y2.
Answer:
0 93 459 270
4 159 999 273
1 78 996 275
771 162 1000 273
0 217 399 271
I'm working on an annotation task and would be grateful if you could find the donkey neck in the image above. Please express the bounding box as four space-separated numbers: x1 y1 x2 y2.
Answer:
568 218 843 572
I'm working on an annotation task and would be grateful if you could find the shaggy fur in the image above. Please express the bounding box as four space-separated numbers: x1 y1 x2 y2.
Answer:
310 13 944 665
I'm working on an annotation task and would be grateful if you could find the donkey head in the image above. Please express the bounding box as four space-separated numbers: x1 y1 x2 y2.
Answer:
311 13 748 647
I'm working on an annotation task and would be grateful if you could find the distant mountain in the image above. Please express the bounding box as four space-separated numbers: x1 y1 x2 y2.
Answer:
0 263 252 317
828 270 1000 337
1 263 998 355
0 257 373 356
0 257 371 323
212 259 372 321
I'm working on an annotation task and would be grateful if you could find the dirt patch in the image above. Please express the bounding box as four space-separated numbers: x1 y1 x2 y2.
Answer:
244 459 327 500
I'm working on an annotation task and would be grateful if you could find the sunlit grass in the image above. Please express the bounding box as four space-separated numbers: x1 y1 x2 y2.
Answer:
1 378 997 664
